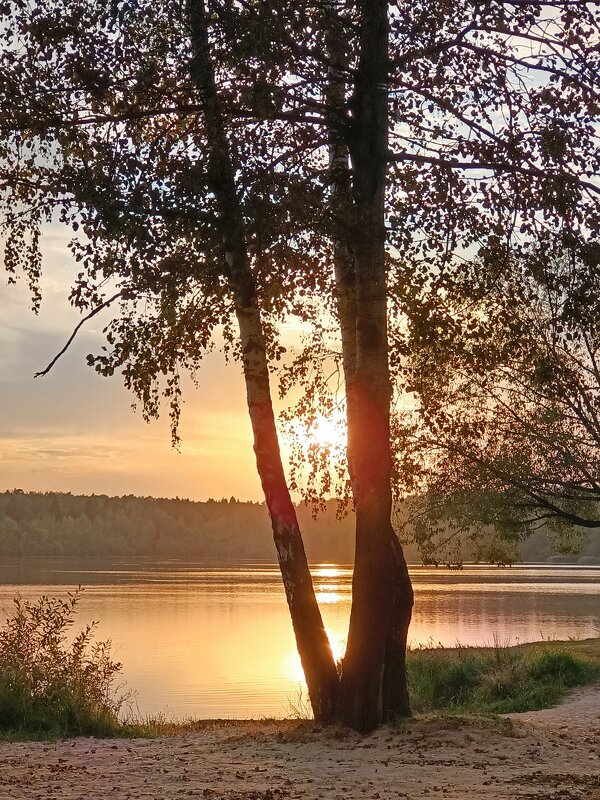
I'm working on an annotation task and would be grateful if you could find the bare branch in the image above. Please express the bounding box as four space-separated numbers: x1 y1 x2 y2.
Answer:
34 291 123 379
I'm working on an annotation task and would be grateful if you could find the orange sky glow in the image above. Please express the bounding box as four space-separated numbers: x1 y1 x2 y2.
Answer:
0 225 346 502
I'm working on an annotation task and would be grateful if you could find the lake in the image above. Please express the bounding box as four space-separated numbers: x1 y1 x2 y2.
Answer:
0 559 598 719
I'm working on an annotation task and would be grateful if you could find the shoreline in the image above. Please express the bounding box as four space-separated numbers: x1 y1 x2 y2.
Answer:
2 685 599 800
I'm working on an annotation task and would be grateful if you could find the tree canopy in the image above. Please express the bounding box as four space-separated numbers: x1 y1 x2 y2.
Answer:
395 242 600 565
2 2 599 426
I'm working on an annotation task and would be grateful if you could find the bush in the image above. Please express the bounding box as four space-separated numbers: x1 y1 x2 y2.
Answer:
0 590 129 737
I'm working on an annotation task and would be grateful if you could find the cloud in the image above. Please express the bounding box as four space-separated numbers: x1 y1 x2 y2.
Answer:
0 409 261 500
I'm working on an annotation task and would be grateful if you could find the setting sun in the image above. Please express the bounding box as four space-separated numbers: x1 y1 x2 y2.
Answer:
283 635 346 686
287 412 347 453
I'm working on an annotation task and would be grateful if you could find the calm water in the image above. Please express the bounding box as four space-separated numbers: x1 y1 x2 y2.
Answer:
0 559 598 719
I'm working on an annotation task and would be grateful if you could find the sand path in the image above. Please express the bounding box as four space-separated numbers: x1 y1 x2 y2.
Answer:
1 689 599 800
508 683 600 732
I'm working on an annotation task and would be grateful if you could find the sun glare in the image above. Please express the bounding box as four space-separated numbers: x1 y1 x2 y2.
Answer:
289 412 347 452
312 416 343 448
315 591 343 604
283 636 346 685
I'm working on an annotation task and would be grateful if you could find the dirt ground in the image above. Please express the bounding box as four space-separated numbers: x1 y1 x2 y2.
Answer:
1 686 599 800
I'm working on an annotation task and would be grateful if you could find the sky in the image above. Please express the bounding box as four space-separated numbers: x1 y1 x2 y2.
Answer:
0 224 270 501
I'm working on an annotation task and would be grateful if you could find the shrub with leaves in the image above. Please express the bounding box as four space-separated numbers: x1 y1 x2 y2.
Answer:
0 589 129 736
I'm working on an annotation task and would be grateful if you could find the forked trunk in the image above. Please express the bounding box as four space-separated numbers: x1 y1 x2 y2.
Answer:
187 0 339 723
336 205 399 730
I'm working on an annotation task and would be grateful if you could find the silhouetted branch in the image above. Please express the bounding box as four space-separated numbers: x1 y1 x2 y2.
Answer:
387 150 600 197
34 291 123 378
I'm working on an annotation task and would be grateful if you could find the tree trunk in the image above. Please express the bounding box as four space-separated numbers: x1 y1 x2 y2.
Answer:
382 534 413 720
336 197 398 730
336 0 413 732
324 3 358 493
186 0 339 723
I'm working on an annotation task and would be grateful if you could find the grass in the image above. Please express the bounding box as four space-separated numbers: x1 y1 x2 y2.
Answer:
0 712 232 742
406 637 600 715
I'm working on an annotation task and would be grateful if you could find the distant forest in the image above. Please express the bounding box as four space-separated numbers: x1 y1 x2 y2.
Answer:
0 490 598 564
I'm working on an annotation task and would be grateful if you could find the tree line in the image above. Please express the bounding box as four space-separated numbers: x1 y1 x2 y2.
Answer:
0 490 355 560
0 490 597 565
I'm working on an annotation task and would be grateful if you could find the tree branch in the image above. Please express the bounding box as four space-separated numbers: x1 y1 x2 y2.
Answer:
387 150 600 197
34 291 123 378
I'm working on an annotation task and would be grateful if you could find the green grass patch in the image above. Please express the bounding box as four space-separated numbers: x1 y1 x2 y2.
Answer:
407 638 600 715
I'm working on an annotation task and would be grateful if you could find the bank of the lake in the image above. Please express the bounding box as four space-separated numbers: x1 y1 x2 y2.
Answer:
1 632 599 741
0 560 598 719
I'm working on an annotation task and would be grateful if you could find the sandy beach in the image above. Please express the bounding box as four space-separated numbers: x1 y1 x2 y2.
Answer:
1 686 598 800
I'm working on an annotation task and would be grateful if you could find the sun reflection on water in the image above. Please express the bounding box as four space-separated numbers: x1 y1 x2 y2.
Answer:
313 565 345 579
315 591 343 604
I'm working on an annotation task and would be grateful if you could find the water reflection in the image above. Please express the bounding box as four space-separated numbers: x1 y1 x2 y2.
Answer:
313 566 344 579
315 591 343 604
0 559 597 718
